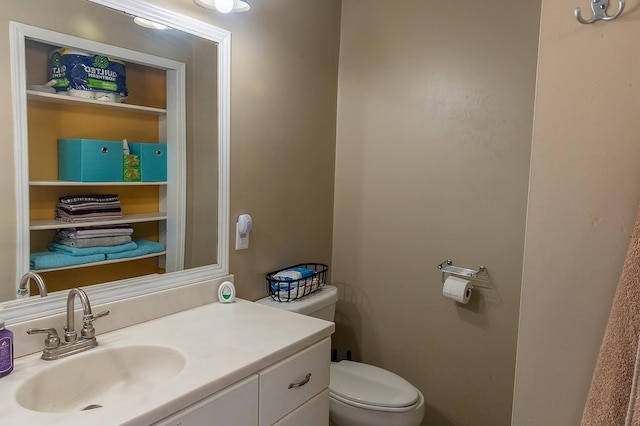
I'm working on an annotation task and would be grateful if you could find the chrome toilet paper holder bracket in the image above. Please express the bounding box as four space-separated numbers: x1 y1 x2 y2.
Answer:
438 260 492 288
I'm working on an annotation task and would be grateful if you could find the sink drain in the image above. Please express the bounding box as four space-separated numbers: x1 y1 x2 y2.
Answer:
81 404 103 411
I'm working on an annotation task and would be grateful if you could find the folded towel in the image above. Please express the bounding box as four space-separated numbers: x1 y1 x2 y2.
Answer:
30 251 105 270
59 194 119 204
55 211 123 223
272 267 316 281
105 239 164 260
55 235 132 248
48 241 137 256
57 205 122 215
58 225 133 239
271 277 320 292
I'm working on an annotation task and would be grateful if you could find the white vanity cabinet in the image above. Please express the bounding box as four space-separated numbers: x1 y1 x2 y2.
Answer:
0 297 336 426
154 337 331 426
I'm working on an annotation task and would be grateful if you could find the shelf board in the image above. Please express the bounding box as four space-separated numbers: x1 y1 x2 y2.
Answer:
30 212 168 230
31 251 167 273
30 180 167 186
27 90 166 116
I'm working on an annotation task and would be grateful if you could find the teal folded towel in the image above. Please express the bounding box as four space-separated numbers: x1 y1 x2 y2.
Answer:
48 241 137 256
30 251 105 270
105 239 164 260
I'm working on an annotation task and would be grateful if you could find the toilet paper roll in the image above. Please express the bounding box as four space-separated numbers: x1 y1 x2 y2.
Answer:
442 276 472 304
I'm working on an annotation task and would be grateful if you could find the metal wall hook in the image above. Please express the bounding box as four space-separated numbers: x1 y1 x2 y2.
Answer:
575 0 625 24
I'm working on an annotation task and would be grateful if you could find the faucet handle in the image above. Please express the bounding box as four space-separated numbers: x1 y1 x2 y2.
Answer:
81 310 110 339
82 309 110 323
27 327 60 349
93 310 110 321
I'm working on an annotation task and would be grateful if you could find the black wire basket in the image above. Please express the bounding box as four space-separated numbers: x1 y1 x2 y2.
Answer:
266 263 328 302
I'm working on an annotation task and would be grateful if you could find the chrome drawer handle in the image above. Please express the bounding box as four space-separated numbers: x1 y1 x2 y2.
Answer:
288 373 311 389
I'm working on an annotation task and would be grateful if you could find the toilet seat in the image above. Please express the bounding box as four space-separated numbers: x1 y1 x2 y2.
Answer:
330 361 419 411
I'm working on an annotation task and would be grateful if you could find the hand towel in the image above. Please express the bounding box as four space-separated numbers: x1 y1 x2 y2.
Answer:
48 241 137 256
582 206 640 425
272 267 316 281
55 235 132 248
58 225 133 239
105 239 164 260
30 251 105 270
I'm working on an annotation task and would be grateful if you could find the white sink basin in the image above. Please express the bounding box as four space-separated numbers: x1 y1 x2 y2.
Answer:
15 345 186 413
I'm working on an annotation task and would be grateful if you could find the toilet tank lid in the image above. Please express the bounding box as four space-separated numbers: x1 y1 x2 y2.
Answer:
255 285 338 315
330 361 420 409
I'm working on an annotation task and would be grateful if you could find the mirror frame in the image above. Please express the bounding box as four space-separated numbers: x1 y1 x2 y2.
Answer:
2 0 230 323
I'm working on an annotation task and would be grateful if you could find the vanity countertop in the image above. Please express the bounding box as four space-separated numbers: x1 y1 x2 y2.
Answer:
0 299 334 425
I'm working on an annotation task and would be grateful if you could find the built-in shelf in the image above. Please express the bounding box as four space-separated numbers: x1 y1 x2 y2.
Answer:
15 23 187 287
27 90 166 116
30 180 168 186
32 251 167 273
30 212 168 230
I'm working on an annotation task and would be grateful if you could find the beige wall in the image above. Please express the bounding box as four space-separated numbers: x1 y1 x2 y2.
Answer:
220 0 341 300
333 1 539 425
512 0 640 424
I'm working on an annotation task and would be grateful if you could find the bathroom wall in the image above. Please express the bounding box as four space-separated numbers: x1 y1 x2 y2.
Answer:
512 0 640 424
213 0 342 300
332 1 540 425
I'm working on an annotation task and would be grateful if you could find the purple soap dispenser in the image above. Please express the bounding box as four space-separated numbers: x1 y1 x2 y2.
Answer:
0 317 14 377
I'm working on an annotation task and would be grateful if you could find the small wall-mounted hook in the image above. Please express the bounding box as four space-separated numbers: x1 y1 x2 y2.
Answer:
575 0 625 24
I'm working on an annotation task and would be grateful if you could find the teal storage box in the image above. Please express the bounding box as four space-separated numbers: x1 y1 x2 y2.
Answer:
58 138 124 182
129 142 167 182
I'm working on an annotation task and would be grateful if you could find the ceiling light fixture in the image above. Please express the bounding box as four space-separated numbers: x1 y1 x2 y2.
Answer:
133 17 169 30
193 0 250 14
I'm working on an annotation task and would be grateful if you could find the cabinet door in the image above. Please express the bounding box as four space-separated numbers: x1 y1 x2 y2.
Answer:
272 388 329 426
259 338 331 426
154 375 258 426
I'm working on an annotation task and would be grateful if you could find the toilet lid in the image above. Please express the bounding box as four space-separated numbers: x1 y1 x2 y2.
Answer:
330 361 419 409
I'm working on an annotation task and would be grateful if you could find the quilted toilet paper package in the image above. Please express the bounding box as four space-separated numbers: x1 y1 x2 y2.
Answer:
48 47 128 102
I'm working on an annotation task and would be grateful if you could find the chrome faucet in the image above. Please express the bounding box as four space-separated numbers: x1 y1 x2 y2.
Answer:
27 288 109 360
17 272 48 298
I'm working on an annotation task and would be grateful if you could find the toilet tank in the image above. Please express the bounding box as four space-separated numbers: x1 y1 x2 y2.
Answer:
255 285 338 321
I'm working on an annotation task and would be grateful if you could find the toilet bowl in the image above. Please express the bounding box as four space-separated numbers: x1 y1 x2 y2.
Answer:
329 360 425 426
256 285 425 426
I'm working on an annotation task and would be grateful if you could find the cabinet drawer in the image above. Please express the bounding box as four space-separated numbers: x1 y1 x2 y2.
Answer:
273 388 329 426
259 338 330 426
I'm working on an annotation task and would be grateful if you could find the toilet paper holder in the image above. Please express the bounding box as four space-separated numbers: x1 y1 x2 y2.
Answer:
438 260 492 288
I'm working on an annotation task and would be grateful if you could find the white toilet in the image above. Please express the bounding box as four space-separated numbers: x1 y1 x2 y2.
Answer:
257 285 425 426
